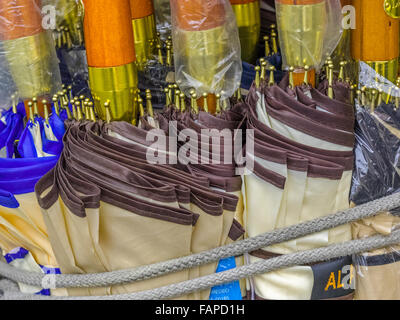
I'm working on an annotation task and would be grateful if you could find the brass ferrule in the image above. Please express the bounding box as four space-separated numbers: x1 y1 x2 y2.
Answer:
276 1 327 69
179 26 230 95
3 32 61 99
88 62 138 123
362 58 399 86
56 0 83 46
232 1 261 63
132 14 157 70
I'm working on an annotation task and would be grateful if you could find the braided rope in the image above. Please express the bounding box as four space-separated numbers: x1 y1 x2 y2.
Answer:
1 191 399 290
2 229 400 300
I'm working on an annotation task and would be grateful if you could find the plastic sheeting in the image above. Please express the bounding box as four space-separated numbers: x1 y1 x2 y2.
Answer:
170 0 242 101
275 0 343 71
0 0 62 109
351 104 400 300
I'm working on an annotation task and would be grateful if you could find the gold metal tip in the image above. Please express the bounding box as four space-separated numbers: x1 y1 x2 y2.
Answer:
72 101 77 119
338 61 346 81
68 86 73 101
164 87 171 106
237 84 242 101
261 61 267 81
104 101 112 123
42 100 49 124
52 97 60 116
356 89 361 103
361 86 367 106
387 86 394 104
76 23 83 46
28 101 36 123
89 102 96 122
303 65 310 85
168 84 174 105
191 93 198 114
65 27 72 49
157 44 164 65
349 85 355 105
289 66 295 89
268 66 275 87
264 35 270 57
32 97 39 116
146 91 154 118
64 102 72 120
175 89 181 110
271 31 278 54
138 98 145 117
75 101 83 121
371 89 377 112
180 93 186 112
84 101 90 120
216 93 221 114
166 45 172 67
11 95 17 114
255 66 261 88
377 88 383 106
202 93 209 113
328 64 334 99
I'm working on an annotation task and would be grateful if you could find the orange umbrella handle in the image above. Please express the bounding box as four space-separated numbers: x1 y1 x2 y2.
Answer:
83 0 136 68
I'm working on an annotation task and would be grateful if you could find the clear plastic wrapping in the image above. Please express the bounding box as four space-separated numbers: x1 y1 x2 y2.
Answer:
275 0 343 70
153 0 172 41
43 0 84 47
351 106 400 206
170 0 243 100
0 0 62 108
352 211 400 300
351 105 400 300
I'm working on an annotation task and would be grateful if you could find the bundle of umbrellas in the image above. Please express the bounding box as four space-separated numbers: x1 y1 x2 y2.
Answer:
3 58 399 300
0 94 72 296
25 88 247 299
239 61 356 300
350 94 400 300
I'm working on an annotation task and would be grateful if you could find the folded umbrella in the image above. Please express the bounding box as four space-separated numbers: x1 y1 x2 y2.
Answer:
0 155 59 269
31 116 244 300
350 105 400 300
241 73 355 300
36 121 203 298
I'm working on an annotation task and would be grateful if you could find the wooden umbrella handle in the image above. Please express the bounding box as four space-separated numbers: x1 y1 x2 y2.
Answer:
351 0 399 62
130 0 155 20
0 0 43 41
172 0 226 31
83 0 136 68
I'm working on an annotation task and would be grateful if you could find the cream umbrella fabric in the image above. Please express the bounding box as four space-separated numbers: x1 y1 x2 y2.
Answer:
352 212 400 300
36 154 198 298
242 82 355 300
34 119 242 300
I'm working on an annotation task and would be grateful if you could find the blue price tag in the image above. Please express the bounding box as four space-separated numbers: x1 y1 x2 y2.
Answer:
209 256 242 300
